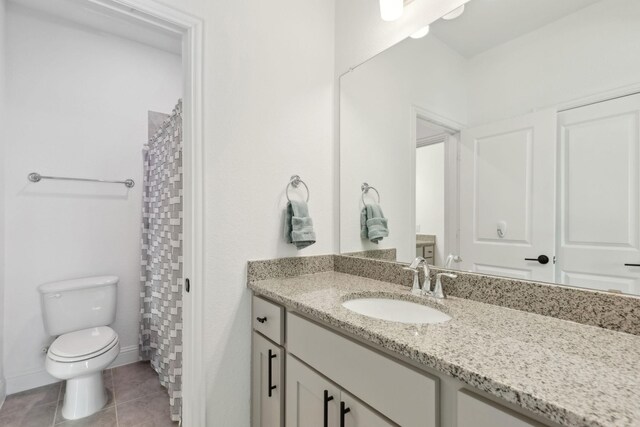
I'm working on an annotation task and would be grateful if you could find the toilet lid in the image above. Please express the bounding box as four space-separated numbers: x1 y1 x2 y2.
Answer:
50 326 118 359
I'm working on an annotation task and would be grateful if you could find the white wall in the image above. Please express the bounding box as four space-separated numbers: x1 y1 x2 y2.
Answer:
340 35 466 262
467 0 640 126
416 143 445 265
203 0 336 423
0 0 6 405
3 4 181 393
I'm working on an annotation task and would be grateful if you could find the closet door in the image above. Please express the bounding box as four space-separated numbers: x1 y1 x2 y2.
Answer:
557 93 640 294
459 110 556 282
286 356 340 427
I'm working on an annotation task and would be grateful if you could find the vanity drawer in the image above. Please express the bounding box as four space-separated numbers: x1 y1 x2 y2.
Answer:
252 296 284 344
288 313 437 427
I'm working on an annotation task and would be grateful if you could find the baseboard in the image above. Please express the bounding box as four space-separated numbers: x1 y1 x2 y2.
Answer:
6 345 141 395
109 344 141 368
0 378 6 409
5 369 59 395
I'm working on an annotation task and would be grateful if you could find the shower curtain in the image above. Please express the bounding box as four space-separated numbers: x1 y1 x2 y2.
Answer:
139 100 183 422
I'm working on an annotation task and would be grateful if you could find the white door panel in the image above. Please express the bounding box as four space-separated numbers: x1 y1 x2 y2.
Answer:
460 110 556 282
558 93 640 294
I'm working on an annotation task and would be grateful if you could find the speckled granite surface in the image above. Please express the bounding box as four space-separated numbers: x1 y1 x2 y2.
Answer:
342 248 397 261
247 255 334 282
334 255 640 336
429 267 640 336
335 254 414 285
249 272 640 427
416 234 436 245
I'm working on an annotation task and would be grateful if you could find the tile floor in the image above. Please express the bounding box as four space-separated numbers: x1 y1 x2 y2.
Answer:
0 361 178 427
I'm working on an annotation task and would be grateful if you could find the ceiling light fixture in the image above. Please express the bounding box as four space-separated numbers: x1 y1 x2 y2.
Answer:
379 0 403 22
442 5 465 20
410 25 430 39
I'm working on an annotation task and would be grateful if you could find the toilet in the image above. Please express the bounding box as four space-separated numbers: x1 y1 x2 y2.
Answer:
38 276 120 420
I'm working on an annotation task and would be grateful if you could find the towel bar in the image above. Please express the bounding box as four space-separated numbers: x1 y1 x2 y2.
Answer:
28 172 135 188
361 182 380 204
286 175 310 202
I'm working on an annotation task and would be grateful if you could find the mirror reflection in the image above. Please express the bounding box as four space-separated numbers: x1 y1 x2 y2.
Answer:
339 0 640 295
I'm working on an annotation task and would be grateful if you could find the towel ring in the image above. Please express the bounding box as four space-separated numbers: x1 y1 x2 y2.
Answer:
286 175 310 202
361 182 380 205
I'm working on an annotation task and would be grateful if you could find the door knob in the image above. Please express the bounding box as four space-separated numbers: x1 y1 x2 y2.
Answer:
525 255 550 265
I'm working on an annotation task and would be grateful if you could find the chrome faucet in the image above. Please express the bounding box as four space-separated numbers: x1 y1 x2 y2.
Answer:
444 254 462 269
404 257 432 296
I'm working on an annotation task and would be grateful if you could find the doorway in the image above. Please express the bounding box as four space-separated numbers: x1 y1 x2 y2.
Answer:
413 110 462 268
0 0 204 424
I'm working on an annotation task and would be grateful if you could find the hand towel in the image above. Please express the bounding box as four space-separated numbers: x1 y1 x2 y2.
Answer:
284 199 316 249
360 203 389 243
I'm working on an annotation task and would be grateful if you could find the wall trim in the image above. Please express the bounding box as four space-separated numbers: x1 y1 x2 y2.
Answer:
0 378 6 409
5 346 141 395
6 367 58 395
109 344 140 368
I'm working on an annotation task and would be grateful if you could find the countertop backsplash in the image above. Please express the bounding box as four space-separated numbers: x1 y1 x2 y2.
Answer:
247 254 640 336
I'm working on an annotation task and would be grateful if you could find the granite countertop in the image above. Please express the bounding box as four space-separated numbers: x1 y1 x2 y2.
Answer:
416 234 435 246
249 271 640 427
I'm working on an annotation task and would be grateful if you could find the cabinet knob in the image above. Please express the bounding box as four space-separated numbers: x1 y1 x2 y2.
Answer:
256 316 267 323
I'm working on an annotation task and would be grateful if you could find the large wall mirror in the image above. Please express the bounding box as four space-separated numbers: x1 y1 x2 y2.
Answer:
339 0 640 295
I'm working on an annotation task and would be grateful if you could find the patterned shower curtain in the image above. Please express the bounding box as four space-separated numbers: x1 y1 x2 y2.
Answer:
139 100 183 422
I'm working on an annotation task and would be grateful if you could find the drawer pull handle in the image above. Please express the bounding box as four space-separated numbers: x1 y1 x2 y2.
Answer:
323 390 334 427
340 401 351 427
256 316 267 323
624 263 640 267
267 349 277 397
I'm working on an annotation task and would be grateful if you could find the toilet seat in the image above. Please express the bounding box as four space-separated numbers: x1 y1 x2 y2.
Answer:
49 326 119 363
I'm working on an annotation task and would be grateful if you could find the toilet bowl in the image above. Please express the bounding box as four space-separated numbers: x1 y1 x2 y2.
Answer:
38 276 120 420
46 326 120 420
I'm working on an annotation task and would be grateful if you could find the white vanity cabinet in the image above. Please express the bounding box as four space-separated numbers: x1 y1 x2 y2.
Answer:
251 294 555 427
286 356 393 427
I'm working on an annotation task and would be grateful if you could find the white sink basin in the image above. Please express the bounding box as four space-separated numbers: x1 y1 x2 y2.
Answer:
342 298 451 324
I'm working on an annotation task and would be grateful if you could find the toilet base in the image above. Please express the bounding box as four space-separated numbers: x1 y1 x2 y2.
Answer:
61 372 107 420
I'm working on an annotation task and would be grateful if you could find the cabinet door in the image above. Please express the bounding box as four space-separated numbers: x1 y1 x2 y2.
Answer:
457 390 543 427
287 356 340 427
252 332 284 427
340 391 395 427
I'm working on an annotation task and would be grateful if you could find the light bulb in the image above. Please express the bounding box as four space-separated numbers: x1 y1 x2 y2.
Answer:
442 5 465 20
410 25 430 39
379 0 403 22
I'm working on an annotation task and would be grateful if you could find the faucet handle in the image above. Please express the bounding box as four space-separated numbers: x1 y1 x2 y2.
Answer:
403 266 422 295
433 273 457 299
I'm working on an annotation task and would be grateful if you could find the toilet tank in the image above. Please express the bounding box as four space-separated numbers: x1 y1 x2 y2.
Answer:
38 276 118 336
